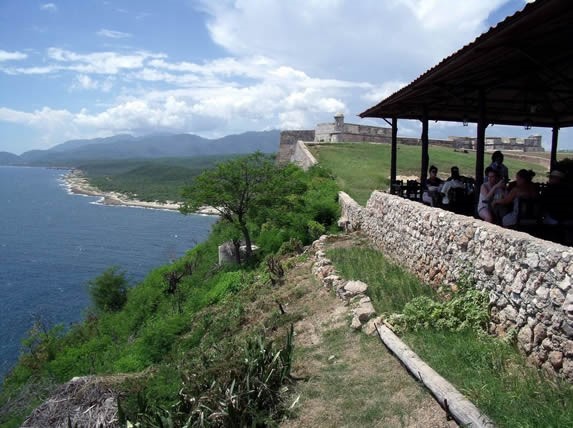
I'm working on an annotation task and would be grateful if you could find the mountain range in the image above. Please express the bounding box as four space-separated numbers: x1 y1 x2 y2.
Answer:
0 130 281 166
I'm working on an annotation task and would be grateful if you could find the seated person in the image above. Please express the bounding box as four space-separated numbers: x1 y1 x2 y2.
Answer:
542 169 568 224
477 167 506 223
491 169 539 227
422 165 443 206
441 166 466 205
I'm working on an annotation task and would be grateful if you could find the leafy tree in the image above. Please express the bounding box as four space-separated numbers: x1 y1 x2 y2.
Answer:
88 267 129 312
180 153 296 261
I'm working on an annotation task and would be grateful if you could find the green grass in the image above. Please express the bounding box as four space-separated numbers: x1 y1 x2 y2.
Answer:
404 329 573 428
326 246 435 314
310 143 551 205
327 244 573 427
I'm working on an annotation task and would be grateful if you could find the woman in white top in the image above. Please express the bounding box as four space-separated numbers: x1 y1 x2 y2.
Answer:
477 167 506 223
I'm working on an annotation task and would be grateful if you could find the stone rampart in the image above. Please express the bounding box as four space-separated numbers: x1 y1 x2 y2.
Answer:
338 191 363 230
277 130 315 165
339 190 573 381
291 141 317 170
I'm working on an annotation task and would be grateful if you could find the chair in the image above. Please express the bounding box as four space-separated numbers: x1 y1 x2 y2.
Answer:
447 187 469 214
390 179 404 196
405 180 421 200
516 197 542 227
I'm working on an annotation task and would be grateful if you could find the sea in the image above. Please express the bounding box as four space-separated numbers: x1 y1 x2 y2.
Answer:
0 166 218 381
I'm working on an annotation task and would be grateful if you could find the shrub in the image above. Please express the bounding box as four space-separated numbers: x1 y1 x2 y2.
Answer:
307 219 326 241
389 287 489 333
129 327 295 427
88 267 129 313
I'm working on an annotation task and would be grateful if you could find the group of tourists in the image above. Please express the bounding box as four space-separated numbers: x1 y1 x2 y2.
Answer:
422 150 571 227
421 165 474 211
476 151 570 227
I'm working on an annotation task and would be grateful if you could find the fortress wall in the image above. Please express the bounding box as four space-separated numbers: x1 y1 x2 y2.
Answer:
340 190 573 381
291 141 318 170
277 130 315 165
315 124 335 142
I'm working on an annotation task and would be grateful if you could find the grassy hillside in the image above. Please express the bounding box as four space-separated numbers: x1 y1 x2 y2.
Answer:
309 143 553 205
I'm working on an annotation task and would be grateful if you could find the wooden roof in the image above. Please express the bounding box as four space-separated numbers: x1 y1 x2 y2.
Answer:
360 0 573 128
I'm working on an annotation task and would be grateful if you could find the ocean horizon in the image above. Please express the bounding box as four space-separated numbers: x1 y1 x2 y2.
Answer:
0 166 217 381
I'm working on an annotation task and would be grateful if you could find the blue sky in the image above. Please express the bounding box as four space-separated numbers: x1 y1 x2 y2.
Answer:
2 0 566 155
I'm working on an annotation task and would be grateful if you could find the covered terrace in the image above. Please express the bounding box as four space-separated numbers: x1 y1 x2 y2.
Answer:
360 0 573 194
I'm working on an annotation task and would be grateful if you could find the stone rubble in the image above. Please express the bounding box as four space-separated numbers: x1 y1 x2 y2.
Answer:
310 235 380 336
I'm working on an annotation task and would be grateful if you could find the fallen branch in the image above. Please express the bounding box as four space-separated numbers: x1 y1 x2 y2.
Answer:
375 323 494 428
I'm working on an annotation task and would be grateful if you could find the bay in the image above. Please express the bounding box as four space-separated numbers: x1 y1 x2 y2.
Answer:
0 166 217 380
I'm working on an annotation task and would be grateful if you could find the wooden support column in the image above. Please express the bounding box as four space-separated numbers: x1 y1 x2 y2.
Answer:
391 117 397 185
421 107 429 188
551 126 559 170
475 89 486 194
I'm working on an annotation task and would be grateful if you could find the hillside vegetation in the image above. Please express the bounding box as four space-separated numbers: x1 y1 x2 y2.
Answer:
78 156 237 202
0 158 341 426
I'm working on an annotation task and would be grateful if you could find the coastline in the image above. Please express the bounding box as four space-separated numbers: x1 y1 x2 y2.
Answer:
62 169 219 215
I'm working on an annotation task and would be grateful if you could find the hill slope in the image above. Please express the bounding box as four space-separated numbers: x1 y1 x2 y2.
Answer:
3 130 280 165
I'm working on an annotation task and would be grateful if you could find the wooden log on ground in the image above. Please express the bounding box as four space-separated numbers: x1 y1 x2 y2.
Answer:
375 323 495 427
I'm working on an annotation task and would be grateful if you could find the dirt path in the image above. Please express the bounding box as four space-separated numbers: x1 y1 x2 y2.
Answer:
281 236 457 427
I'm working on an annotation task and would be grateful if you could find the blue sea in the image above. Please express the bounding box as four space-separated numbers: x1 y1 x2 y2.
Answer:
0 166 217 380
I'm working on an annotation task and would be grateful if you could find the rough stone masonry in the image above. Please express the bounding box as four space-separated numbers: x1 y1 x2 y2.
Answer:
340 190 573 382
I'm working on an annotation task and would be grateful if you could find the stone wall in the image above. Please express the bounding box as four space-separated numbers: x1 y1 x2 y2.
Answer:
291 141 318 170
277 130 315 165
338 191 363 230
451 135 544 152
340 190 573 381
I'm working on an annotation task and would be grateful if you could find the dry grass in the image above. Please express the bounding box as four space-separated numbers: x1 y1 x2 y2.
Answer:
280 236 456 427
21 376 122 428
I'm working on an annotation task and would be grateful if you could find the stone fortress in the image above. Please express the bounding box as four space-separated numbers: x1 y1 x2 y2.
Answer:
278 113 543 165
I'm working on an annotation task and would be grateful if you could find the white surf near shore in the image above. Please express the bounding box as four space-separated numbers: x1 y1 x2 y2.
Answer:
61 169 219 215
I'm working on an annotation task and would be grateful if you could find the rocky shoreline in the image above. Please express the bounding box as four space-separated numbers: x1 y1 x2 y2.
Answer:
62 169 219 215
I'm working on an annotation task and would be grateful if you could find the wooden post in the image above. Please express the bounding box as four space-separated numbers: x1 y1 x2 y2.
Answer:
421 106 429 188
475 89 486 195
551 126 559 170
375 323 494 427
391 117 397 185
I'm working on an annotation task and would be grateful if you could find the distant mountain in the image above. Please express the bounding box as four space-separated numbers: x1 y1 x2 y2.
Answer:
9 130 280 165
49 134 137 152
0 151 23 165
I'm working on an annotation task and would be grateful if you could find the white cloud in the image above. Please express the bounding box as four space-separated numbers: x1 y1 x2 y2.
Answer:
46 48 164 74
0 50 28 62
40 3 57 12
97 29 133 39
71 74 114 92
3 0 547 151
362 81 408 103
198 0 508 82
2 65 60 75
0 106 72 126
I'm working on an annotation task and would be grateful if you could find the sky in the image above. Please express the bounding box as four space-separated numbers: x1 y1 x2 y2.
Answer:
2 0 568 155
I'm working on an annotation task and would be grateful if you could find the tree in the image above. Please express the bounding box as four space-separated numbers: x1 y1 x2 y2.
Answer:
88 266 129 312
180 153 291 261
